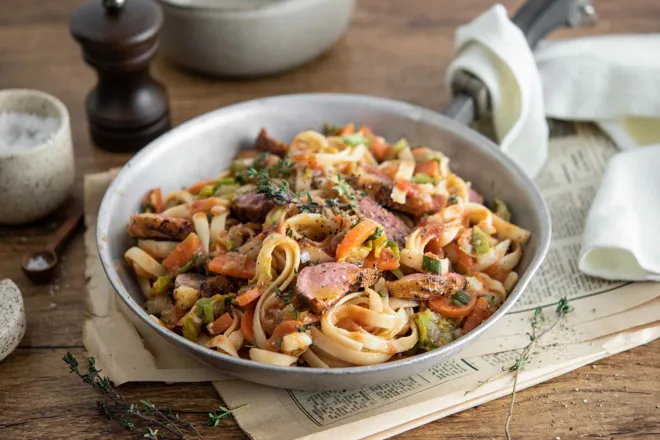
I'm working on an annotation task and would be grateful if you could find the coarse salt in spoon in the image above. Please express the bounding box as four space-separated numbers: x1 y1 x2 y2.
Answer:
21 210 84 284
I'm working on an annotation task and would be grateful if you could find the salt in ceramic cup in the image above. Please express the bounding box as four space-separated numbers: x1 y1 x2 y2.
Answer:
0 89 75 225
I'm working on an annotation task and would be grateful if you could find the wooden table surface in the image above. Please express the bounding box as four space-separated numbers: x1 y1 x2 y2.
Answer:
1 1 659 439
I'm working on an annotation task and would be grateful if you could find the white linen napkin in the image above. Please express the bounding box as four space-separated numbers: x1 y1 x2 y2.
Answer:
446 5 660 281
579 145 660 281
536 34 660 150
445 4 548 178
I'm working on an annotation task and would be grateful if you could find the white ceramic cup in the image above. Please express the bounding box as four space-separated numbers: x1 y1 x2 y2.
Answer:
0 89 75 225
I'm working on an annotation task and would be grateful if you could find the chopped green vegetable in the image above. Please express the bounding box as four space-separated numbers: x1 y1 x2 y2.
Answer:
198 185 215 199
196 298 215 323
447 194 458 205
391 268 404 279
470 225 491 255
217 237 235 252
415 309 456 351
145 295 170 315
216 177 235 186
181 313 201 341
342 132 371 147
416 152 441 163
392 138 409 153
367 226 384 241
422 254 442 274
412 173 436 184
452 290 472 306
209 293 235 318
492 197 511 221
230 160 247 173
386 240 400 259
343 246 371 265
152 276 172 295
178 260 194 274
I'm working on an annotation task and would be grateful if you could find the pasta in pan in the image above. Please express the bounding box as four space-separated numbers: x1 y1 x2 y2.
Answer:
125 124 530 367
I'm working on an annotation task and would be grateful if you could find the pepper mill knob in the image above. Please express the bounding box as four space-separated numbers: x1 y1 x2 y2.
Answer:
70 0 171 152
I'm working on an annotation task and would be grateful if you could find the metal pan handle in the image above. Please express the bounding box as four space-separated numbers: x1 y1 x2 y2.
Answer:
442 0 596 124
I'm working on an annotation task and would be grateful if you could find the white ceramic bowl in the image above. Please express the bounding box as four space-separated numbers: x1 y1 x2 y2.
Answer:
157 0 355 77
0 89 74 225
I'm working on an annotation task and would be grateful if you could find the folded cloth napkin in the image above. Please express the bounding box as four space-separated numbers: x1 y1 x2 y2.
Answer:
578 145 660 281
536 35 660 150
445 4 548 178
446 5 660 281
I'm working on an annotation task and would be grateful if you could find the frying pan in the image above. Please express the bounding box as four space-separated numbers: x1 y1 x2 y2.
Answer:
97 0 594 390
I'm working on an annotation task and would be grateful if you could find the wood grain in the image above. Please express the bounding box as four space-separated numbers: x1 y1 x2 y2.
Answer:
1 0 659 439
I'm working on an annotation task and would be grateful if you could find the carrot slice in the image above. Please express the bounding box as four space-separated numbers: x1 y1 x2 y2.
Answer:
428 293 476 318
339 123 355 136
395 179 412 192
367 137 389 161
162 233 203 273
236 286 262 307
412 147 432 158
207 312 233 335
266 320 304 352
241 307 255 344
415 160 440 178
462 298 492 333
363 247 400 271
141 188 163 213
208 252 256 279
336 219 379 261
187 178 217 195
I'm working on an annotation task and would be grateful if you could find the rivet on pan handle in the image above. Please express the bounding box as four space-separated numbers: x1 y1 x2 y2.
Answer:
443 0 597 125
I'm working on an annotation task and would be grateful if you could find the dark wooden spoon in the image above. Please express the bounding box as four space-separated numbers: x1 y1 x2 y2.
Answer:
21 210 84 284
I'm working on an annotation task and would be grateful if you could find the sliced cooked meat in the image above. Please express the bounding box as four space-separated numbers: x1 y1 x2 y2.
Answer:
127 213 193 241
293 262 379 314
385 273 466 300
351 166 440 217
200 275 237 298
254 128 289 157
174 273 202 291
232 192 276 222
356 195 411 245
468 188 484 204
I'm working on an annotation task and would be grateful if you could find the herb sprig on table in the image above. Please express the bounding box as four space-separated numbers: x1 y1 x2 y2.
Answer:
63 353 246 439
463 297 573 440
504 298 573 440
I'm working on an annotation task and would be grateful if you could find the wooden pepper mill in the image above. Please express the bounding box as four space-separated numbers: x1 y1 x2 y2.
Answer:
70 0 170 152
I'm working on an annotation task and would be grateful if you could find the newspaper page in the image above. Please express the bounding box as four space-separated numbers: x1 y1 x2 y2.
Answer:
213 131 660 440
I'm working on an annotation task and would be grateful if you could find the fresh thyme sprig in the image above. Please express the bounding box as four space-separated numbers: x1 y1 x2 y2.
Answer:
332 174 357 201
249 167 293 205
275 286 293 305
248 167 355 213
504 298 573 440
208 405 248 427
63 353 247 439
273 158 295 177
